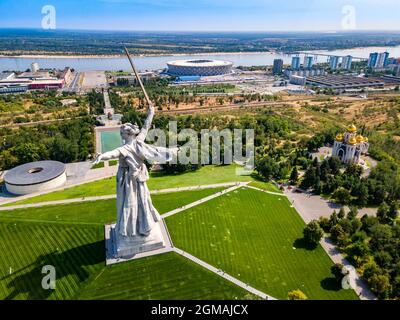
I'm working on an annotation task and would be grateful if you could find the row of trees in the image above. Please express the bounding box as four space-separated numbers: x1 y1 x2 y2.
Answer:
0 117 95 171
314 205 399 299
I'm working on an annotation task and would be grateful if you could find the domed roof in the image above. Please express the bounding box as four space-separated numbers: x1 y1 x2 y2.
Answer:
348 137 357 145
335 133 344 142
364 137 369 142
347 124 357 133
356 135 364 143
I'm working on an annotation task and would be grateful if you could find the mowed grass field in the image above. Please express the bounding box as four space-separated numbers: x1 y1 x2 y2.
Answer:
0 188 226 225
78 252 254 300
0 188 252 300
4 165 274 206
166 187 358 300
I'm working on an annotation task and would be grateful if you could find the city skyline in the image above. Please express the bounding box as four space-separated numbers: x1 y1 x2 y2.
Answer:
1 0 400 32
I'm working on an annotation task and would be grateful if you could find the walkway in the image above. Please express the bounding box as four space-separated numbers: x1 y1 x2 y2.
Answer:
161 183 249 218
0 182 246 211
284 187 377 223
173 247 275 300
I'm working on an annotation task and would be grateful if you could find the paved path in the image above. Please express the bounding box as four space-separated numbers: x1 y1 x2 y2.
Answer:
0 182 245 211
320 236 376 300
161 183 249 218
284 187 377 223
173 247 275 300
246 185 284 196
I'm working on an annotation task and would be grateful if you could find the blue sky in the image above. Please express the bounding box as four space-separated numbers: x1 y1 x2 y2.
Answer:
0 0 399 31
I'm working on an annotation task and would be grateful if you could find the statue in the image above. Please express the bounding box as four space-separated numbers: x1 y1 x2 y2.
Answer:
94 48 177 259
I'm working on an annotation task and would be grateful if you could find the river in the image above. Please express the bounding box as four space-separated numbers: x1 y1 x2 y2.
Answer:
1 46 400 72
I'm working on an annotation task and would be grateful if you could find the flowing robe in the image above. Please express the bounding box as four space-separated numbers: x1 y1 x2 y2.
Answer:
115 108 176 237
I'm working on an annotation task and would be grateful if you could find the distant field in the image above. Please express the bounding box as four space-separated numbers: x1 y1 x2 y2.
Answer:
4 165 269 206
166 187 358 300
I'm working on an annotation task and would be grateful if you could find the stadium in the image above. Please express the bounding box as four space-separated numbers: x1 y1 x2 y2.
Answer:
4 160 67 195
167 59 234 76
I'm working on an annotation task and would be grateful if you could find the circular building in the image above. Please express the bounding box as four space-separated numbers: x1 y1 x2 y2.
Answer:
167 59 233 76
4 160 67 195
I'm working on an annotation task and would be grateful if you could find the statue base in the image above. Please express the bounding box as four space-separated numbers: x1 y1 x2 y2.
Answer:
105 220 172 265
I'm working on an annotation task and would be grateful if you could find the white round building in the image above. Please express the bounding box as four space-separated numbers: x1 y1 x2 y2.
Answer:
167 59 233 76
4 160 67 195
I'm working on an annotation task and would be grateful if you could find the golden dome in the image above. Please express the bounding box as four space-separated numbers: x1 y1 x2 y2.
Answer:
347 124 357 133
364 137 369 143
335 133 344 142
348 137 357 145
356 135 364 143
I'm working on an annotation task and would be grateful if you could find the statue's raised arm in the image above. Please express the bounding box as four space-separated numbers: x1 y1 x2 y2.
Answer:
136 103 154 142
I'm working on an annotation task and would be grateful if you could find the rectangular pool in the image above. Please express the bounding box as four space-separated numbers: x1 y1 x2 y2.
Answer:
100 130 122 153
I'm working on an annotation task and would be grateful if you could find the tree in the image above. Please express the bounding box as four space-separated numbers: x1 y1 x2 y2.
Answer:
303 220 324 247
338 207 346 219
377 202 390 224
287 289 308 300
347 206 358 220
330 224 346 242
388 201 399 222
332 187 352 205
290 166 299 184
368 274 391 299
331 263 345 284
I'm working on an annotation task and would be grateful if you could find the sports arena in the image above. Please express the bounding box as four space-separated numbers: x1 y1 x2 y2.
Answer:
167 59 233 76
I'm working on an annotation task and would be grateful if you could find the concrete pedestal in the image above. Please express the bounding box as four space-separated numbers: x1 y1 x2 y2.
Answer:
105 220 172 265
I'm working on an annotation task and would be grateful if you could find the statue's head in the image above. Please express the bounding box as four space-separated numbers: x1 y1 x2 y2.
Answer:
120 123 140 142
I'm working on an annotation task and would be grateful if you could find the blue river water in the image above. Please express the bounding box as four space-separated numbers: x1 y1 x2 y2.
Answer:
1 45 400 72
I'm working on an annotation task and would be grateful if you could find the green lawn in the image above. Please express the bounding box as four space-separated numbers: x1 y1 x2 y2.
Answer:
5 165 269 206
78 252 253 300
248 180 282 193
0 188 225 225
0 187 253 300
166 187 358 300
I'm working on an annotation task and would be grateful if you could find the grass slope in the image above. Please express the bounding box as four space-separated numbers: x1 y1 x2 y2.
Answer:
5 165 274 206
0 187 253 300
0 188 225 225
78 252 253 300
166 187 358 300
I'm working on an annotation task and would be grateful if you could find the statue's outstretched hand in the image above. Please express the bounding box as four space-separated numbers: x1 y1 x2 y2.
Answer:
92 153 102 166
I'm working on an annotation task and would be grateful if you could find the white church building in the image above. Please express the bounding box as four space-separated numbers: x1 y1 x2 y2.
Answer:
332 124 369 165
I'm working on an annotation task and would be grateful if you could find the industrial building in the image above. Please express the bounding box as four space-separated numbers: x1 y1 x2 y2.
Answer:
306 75 384 90
0 64 71 93
4 160 67 195
167 59 233 76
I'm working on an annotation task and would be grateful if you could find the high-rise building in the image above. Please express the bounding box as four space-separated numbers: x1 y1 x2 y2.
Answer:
304 56 314 69
291 56 301 70
368 52 379 68
272 59 283 74
329 56 339 70
341 55 353 70
378 52 390 68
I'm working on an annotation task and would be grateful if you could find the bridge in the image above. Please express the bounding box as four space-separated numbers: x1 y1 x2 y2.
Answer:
293 52 368 61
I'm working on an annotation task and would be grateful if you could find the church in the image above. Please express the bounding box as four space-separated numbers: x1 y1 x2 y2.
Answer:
332 124 369 165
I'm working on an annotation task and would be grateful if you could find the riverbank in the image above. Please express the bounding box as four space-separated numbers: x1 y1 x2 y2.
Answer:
0 51 277 59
